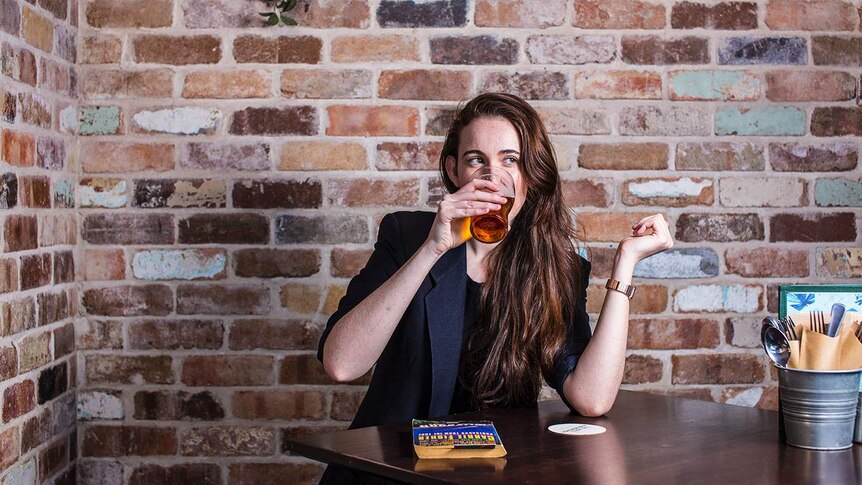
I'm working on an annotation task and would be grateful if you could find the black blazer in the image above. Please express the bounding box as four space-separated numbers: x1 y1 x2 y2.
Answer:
317 211 592 430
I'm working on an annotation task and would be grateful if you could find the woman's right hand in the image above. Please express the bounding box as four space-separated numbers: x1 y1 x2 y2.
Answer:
425 180 508 256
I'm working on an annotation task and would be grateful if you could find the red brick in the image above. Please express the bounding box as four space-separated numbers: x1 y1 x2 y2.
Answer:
622 177 714 207
769 142 857 172
280 69 372 99
182 356 273 386
766 0 858 31
21 408 51 454
376 142 442 171
3 380 35 422
331 389 365 421
82 426 177 457
331 248 372 278
76 319 123 350
770 212 856 242
475 0 566 28
37 436 68 481
20 254 50 290
288 0 370 28
578 143 669 170
81 141 175 173
328 179 419 207
39 213 77 248
0 345 15 381
183 70 270 99
16 331 50 372
379 70 471 101
280 354 330 385
82 35 122 64
562 179 613 208
22 7 53 53
52 323 74 357
331 35 419 62
130 464 222 485
725 248 809 277
17 176 50 209
86 0 172 27
327 106 419 136
480 71 569 100
233 35 322 64
134 391 224 421
811 107 862 137
766 71 856 101
229 319 321 351
176 285 270 315
628 318 719 350
574 0 665 29
128 320 224 350
574 70 662 99
81 249 125 281
578 212 656 243
38 291 69 327
2 130 36 167
586 284 668 314
85 355 174 384
677 142 765 171
623 354 663 384
229 106 317 136
83 285 173 316
425 106 458 136
229 463 323 485
676 213 764 242
234 249 320 278
812 36 862 66
279 141 367 171
430 35 518 65
178 214 269 245
232 390 327 420
133 35 221 65
1 297 36 337
17 92 51 128
672 354 765 384
179 427 275 456
4 215 37 253
232 179 321 209
720 386 778 410
53 251 74 284
82 69 175 99
622 36 710 64
671 2 758 30
0 258 16 294
0 427 20 473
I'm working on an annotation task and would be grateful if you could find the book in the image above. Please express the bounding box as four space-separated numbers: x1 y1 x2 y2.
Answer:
412 419 507 459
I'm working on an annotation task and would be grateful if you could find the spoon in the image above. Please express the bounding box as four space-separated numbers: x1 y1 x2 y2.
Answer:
826 303 846 338
761 324 791 367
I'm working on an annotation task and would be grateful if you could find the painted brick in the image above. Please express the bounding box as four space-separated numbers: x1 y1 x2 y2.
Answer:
578 211 656 243
816 248 862 278
629 318 719 350
80 178 127 209
623 177 713 207
54 179 75 208
83 213 174 245
230 106 317 136
133 390 224 421
811 107 862 137
134 179 226 209
181 142 270 171
81 249 125 281
39 213 77 248
328 179 419 207
718 37 807 65
37 363 67 404
2 459 35 484
676 213 764 242
22 8 53 53
719 177 806 207
671 2 758 30
715 107 806 136
4 215 37 252
82 69 174 99
229 319 321 351
622 36 710 64
232 390 327 420
132 249 226 281
283 0 371 28
430 36 518 65
133 35 221 65
179 426 275 456
669 70 759 101
721 386 777 410
83 285 173 317
2 130 36 167
812 36 862 66
766 71 856 102
1 89 14 123
82 426 177 457
379 70 471 101
86 0 172 27
574 71 662 99
281 69 372 99
0 173 16 209
37 137 66 170
562 179 613 208
327 105 418 136
331 35 419 62
725 316 762 348
177 285 270 315
672 354 764 384
816 178 862 207
725 248 809 277
673 284 762 313
275 215 369 244
3 380 35 422
479 71 569 100
234 249 320 278
233 35 322 64
619 106 711 136
79 106 123 136
132 107 222 135
574 0 665 29
81 141 175 173
579 143 668 170
766 0 858 31
770 212 856 242
769 142 857 172
474 0 564 28
376 142 442 171
623 355 663 384
85 355 174 385
178 214 269 245
280 141 366 171
182 70 270 99
129 463 222 485
633 248 719 279
182 356 273 386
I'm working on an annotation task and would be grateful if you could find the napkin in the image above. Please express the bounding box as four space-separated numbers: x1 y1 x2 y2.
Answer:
786 312 862 371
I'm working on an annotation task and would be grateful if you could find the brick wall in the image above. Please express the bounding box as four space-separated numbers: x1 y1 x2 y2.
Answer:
0 0 78 483
1 0 861 483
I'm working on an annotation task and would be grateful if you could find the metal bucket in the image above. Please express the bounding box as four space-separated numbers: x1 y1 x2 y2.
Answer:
776 366 861 450
854 392 862 444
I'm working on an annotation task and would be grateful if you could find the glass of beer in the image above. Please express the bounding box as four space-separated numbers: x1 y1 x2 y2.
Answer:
469 167 515 244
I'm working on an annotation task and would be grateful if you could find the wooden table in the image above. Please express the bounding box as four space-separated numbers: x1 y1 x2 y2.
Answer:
286 390 862 484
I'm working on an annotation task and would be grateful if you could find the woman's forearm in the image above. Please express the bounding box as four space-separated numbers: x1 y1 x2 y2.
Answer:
322 242 442 382
563 250 637 416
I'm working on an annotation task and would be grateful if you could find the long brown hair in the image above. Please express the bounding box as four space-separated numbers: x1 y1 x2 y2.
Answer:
439 92 587 409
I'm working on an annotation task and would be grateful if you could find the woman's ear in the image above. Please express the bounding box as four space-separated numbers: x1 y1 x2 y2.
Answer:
445 155 458 187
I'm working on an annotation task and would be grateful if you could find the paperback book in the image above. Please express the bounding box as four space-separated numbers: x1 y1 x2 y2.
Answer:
412 419 507 459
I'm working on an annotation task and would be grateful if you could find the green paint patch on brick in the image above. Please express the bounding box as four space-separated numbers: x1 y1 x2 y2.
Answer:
79 106 121 136
670 70 760 101
715 106 805 136
815 178 862 207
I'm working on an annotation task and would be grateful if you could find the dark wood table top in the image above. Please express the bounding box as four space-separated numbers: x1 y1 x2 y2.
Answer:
286 390 862 484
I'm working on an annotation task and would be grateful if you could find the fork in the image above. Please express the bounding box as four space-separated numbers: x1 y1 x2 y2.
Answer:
854 322 862 343
809 310 826 334
782 316 798 340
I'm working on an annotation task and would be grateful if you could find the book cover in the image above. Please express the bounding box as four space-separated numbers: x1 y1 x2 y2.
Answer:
412 419 507 459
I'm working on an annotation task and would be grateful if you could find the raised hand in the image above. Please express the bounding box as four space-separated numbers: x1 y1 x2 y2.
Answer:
619 214 674 262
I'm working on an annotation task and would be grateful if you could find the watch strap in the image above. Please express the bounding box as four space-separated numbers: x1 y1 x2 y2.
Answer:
605 278 636 299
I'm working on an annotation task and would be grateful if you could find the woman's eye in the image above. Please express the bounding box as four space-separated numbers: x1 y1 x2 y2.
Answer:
466 158 484 166
503 157 518 166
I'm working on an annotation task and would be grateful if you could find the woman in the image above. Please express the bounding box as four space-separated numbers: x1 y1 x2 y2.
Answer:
317 93 673 481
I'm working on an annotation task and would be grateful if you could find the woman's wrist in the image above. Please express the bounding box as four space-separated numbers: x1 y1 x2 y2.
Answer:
611 248 638 285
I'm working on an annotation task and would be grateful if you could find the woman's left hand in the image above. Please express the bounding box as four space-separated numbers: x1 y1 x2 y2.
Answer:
618 214 674 262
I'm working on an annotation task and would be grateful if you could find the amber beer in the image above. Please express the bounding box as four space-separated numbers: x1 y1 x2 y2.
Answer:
471 196 514 243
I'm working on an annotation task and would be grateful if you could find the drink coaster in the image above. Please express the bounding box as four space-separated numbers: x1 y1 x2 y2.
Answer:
547 423 606 436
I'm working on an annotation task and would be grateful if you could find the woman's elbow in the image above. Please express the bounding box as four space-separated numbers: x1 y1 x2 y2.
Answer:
323 357 354 383
569 394 616 417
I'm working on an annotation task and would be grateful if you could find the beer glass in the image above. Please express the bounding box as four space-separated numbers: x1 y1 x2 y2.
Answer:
469 167 515 244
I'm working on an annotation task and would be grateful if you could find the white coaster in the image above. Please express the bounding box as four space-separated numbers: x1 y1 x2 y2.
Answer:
547 423 606 436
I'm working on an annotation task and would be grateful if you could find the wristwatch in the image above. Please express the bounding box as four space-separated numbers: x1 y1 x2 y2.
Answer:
606 278 636 299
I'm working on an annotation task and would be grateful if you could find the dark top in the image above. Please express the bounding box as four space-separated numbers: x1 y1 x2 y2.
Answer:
316 211 592 430
448 277 483 415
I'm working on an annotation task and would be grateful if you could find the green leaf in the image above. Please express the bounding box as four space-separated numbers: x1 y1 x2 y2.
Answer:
266 12 279 25
280 15 297 25
285 0 297 10
258 11 273 17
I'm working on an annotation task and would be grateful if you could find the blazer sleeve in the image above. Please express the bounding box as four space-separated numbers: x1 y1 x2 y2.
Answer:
317 213 404 363
549 257 593 411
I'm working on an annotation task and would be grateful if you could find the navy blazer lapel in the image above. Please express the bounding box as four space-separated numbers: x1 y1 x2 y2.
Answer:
425 243 467 418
